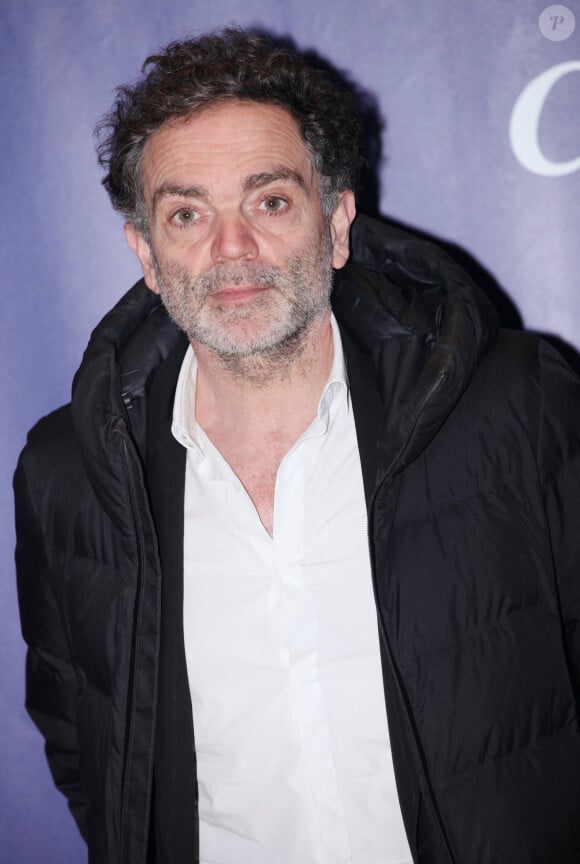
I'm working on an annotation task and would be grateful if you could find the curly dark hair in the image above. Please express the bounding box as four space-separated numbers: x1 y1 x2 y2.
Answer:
96 27 362 232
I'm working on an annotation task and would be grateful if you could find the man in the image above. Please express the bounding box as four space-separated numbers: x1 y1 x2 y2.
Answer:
14 27 580 864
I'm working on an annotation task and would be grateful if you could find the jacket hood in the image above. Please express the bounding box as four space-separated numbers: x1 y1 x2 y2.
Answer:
333 215 498 478
70 214 498 516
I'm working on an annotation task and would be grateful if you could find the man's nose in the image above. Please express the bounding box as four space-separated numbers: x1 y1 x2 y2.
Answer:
210 212 259 263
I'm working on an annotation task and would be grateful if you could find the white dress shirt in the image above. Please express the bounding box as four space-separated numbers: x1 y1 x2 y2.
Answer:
171 315 413 864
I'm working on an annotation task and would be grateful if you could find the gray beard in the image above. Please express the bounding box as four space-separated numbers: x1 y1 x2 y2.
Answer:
152 230 334 384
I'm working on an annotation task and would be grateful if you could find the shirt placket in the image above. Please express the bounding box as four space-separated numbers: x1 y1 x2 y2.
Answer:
272 433 351 864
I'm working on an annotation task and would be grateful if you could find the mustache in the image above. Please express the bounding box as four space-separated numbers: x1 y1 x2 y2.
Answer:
190 262 289 295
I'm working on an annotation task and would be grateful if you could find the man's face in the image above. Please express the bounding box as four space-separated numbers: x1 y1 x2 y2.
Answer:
125 100 355 357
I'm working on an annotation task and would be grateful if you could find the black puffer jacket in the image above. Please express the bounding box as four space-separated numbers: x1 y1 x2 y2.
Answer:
15 216 580 863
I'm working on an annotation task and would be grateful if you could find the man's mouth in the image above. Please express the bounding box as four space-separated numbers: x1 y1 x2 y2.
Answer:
211 285 269 303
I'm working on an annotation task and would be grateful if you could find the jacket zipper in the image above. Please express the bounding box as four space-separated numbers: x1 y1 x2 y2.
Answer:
366 367 454 862
385 369 448 478
119 430 146 864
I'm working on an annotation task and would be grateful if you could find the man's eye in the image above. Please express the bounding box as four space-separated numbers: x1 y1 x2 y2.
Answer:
260 196 288 214
172 208 197 225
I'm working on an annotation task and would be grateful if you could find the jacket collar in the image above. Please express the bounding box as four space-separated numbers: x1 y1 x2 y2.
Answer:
70 283 183 525
333 215 498 486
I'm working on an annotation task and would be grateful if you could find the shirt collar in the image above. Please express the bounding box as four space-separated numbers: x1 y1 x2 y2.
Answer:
171 344 203 454
317 313 349 431
171 312 349 455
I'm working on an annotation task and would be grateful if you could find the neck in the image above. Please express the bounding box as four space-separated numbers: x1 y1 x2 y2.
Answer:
193 310 334 433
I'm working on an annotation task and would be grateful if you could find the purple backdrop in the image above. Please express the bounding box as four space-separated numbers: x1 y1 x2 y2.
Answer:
2 1 578 859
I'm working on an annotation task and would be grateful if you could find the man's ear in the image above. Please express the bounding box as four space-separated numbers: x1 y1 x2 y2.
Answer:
329 190 356 270
124 222 159 294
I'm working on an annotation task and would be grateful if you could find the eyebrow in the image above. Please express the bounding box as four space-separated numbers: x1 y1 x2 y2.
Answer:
242 168 307 193
151 168 307 218
152 183 209 218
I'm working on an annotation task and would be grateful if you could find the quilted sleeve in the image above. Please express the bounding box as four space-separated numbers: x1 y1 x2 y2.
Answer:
536 339 580 709
14 453 88 840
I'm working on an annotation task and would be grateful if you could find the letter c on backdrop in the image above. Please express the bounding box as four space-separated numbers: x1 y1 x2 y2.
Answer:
510 60 580 176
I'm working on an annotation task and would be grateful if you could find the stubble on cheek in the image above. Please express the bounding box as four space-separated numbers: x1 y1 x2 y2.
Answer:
150 229 334 358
